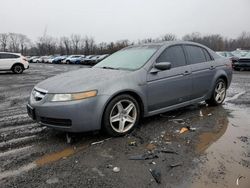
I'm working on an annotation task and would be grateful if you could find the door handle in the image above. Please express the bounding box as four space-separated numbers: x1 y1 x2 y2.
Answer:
183 71 191 76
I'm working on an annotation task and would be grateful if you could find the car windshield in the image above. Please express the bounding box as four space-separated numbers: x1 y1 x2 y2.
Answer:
243 52 250 58
94 46 158 70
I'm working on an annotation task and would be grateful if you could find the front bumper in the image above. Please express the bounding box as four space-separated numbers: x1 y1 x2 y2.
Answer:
27 95 109 132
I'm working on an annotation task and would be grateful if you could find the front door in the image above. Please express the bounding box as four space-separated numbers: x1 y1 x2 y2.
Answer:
147 45 192 112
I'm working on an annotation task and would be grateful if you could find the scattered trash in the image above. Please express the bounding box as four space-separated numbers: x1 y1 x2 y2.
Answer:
106 164 113 168
160 149 178 155
91 138 111 145
129 153 159 160
149 169 161 184
46 177 59 184
207 113 212 116
75 160 78 163
149 161 156 165
113 167 120 173
170 162 182 168
199 110 203 117
66 133 72 144
169 118 185 124
236 175 245 186
128 141 137 146
179 126 196 134
92 167 105 177
180 127 189 134
146 143 156 151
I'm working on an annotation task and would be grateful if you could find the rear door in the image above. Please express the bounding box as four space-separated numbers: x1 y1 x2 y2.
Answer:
184 45 215 99
147 45 192 112
0 53 14 69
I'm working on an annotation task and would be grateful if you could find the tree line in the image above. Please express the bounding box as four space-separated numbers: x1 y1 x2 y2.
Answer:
0 32 249 56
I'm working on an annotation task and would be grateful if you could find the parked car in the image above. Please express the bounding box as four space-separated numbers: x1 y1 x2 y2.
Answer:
32 56 41 63
82 55 94 64
233 52 250 71
216 51 239 63
28 56 39 63
52 55 67 64
95 54 109 63
27 41 232 136
62 55 84 64
0 52 29 74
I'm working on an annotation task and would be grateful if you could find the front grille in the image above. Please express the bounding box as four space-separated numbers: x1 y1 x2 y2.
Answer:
40 117 72 127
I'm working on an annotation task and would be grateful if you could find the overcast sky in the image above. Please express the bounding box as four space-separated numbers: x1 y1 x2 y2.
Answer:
0 0 250 43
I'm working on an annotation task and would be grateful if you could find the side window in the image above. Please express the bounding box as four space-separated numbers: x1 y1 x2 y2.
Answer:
0 54 2 59
156 45 186 68
9 54 19 58
185 45 206 64
202 49 212 61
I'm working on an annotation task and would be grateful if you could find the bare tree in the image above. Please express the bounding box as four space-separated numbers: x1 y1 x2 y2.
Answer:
161 33 177 41
61 36 71 55
9 33 20 52
71 34 81 54
18 34 30 55
0 33 9 51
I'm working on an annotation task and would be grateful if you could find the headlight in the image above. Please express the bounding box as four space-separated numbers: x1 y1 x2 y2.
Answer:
51 90 97 102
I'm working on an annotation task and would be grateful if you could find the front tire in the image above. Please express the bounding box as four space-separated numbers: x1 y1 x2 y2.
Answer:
12 64 24 74
206 79 227 106
103 94 140 136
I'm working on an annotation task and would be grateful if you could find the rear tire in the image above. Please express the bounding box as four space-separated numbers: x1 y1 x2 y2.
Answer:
103 94 140 137
206 79 226 106
12 64 24 74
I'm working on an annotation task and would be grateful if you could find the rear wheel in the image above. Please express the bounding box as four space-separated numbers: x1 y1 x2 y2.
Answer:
206 79 226 106
103 95 140 136
12 64 24 74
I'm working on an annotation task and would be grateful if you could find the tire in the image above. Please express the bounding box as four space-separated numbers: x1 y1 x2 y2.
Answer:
12 64 24 74
66 60 70 64
103 94 140 136
206 79 227 106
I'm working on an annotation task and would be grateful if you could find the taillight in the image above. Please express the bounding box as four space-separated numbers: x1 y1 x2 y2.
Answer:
226 59 233 69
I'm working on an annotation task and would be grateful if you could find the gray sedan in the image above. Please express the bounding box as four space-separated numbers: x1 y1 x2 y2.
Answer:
27 41 232 136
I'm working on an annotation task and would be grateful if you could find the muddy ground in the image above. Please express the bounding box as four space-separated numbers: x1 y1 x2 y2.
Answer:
0 64 249 188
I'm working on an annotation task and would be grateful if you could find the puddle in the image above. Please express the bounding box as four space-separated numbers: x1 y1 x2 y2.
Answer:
188 104 250 188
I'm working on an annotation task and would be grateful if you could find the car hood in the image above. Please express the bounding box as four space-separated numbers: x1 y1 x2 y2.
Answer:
35 67 131 93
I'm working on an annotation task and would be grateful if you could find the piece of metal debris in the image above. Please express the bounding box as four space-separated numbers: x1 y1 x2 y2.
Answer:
160 149 178 155
149 169 161 184
129 153 159 160
236 175 245 186
170 162 182 168
91 138 111 145
113 167 120 173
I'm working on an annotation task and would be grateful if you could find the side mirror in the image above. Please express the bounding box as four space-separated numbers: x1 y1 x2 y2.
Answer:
150 62 171 73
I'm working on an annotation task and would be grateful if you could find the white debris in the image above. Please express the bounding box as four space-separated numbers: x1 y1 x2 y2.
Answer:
113 167 120 173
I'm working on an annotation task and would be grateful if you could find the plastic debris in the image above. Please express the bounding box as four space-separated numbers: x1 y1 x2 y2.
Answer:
170 162 182 168
149 169 161 184
129 141 137 146
236 175 245 186
66 133 72 144
91 138 111 145
107 164 113 168
199 110 203 117
129 153 159 160
207 113 212 116
180 127 189 134
113 167 120 173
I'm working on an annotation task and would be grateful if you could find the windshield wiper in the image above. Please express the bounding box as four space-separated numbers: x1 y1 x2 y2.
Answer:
101 66 120 70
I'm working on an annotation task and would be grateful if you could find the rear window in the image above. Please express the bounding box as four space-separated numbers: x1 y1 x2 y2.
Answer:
0 53 19 59
185 45 207 64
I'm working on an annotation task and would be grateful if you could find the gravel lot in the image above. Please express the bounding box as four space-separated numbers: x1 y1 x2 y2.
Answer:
0 64 250 188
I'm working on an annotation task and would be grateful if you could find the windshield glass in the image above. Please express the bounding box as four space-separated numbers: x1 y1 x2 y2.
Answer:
244 52 250 58
94 46 158 70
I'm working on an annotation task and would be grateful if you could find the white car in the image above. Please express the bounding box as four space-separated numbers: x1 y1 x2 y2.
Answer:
0 52 29 74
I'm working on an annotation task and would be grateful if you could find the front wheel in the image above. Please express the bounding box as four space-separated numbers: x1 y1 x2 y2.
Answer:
103 95 140 136
206 79 227 106
12 64 24 74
